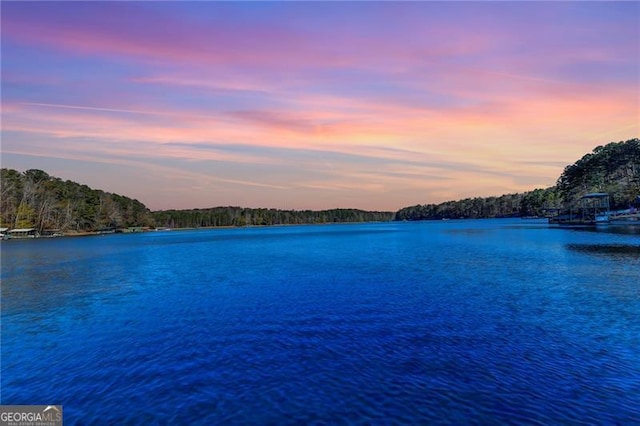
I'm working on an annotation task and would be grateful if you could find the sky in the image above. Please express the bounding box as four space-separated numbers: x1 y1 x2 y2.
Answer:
1 1 638 211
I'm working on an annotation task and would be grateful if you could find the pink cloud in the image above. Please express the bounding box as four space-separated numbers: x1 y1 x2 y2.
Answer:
2 2 506 78
5 72 636 172
3 1 637 210
2 4 347 70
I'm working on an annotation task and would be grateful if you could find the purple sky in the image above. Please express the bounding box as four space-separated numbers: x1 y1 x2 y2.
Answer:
2 1 638 211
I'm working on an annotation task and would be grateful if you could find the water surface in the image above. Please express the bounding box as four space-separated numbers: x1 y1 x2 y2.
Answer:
2 219 639 424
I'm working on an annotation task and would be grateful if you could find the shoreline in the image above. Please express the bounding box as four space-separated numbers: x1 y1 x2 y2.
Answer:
0 220 397 241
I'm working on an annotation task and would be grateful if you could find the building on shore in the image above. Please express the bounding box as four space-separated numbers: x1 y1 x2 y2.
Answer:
7 228 40 239
549 193 610 225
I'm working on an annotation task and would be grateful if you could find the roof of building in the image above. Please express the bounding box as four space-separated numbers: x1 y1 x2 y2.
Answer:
8 228 36 232
582 193 609 198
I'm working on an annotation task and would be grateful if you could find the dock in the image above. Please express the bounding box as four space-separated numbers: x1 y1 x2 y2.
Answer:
549 193 611 225
549 193 640 226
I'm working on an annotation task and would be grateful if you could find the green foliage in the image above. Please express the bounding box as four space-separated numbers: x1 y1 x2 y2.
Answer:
1 168 23 227
152 207 394 228
394 192 546 221
4 138 636 230
0 169 155 232
556 138 639 209
395 138 639 221
14 202 36 228
519 187 560 217
0 168 392 231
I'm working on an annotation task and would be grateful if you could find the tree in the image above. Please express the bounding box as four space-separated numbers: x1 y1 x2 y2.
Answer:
14 202 36 229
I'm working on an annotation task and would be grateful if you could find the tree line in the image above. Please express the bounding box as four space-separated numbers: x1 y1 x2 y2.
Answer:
395 188 561 221
395 138 639 221
3 138 637 230
0 168 393 231
556 138 640 208
0 169 154 232
153 207 394 228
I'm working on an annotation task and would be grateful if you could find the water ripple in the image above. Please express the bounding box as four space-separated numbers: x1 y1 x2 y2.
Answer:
2 221 640 424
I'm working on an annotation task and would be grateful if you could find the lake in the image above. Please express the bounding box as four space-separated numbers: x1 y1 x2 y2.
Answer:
1 219 639 424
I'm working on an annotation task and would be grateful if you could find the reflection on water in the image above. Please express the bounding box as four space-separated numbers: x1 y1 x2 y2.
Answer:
554 224 640 236
566 243 640 257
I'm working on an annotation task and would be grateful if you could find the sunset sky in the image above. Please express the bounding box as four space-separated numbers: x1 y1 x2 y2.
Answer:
2 2 638 211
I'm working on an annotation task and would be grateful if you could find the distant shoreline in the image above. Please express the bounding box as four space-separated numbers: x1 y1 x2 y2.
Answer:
0 220 399 241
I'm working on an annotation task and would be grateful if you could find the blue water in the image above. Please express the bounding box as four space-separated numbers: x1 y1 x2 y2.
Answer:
2 219 639 424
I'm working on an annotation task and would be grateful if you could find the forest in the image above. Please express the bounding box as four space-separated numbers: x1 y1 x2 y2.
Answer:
153 207 394 228
0 168 154 232
395 138 639 221
556 138 640 207
0 169 392 232
2 138 638 231
394 188 560 221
